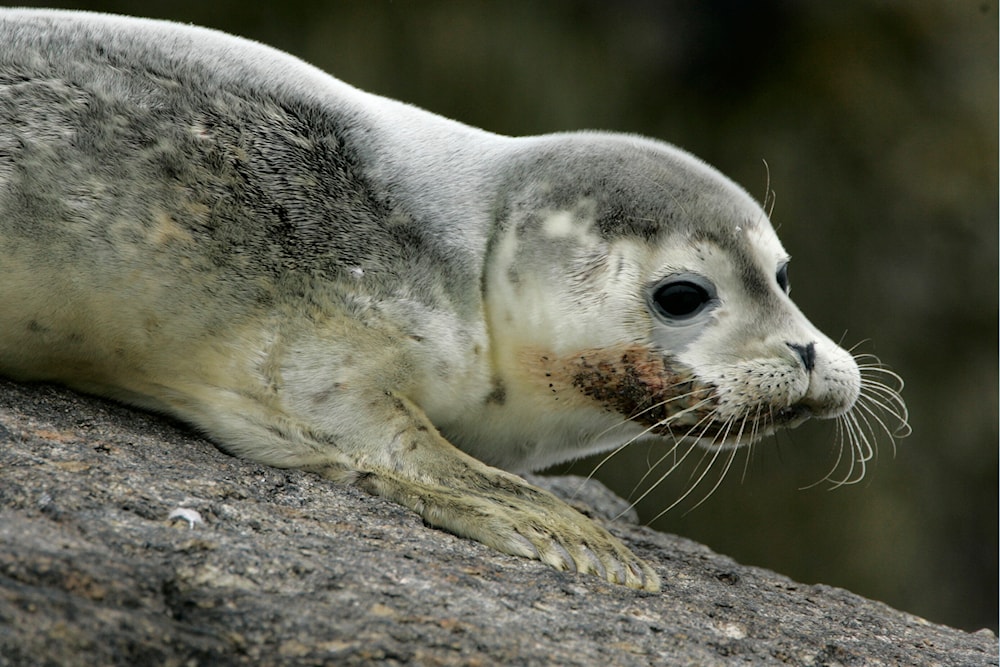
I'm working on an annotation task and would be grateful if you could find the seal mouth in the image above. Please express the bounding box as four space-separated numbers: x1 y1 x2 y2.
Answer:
775 404 812 429
551 345 820 446
658 403 815 449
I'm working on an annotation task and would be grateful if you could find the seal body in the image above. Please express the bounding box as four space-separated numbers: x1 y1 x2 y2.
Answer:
0 10 894 590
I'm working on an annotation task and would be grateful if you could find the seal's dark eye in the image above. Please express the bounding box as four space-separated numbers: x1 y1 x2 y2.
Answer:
776 262 790 294
652 281 710 319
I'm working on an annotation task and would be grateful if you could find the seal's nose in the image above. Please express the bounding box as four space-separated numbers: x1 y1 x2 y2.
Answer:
787 342 816 373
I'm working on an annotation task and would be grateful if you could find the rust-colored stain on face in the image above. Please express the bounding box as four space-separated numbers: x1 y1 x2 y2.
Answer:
538 344 719 435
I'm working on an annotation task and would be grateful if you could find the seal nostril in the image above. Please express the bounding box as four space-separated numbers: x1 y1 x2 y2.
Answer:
787 342 816 373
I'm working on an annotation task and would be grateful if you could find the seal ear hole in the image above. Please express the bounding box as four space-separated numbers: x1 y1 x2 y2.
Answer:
777 262 790 294
647 274 717 322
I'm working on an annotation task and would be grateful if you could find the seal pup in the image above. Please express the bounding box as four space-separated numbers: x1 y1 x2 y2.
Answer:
0 10 907 591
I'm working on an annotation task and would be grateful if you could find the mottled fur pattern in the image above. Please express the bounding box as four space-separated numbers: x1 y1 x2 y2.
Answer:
0 10 904 591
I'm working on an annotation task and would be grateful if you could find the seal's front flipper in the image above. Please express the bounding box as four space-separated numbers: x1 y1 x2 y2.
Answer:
357 466 661 591
307 393 660 592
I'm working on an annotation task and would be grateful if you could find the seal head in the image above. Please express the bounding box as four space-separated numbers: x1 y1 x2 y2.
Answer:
442 134 864 472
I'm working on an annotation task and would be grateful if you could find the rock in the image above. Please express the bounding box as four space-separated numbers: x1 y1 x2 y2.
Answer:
0 379 995 666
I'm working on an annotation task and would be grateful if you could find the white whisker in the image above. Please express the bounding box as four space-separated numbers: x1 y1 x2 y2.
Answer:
740 405 765 484
673 412 754 517
615 408 724 519
587 382 710 446
645 420 732 519
591 345 908 524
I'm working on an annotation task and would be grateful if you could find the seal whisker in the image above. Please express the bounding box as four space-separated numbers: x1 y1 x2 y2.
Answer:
827 405 884 488
623 396 723 496
843 410 873 485
848 408 877 466
573 375 715 494
859 371 909 407
615 409 724 519
845 338 872 354
856 381 908 427
625 431 690 501
624 406 734 517
586 388 717 484
859 376 907 399
652 415 742 520
796 350 911 488
589 394 717 502
596 386 714 441
802 414 855 489
759 158 777 220
821 418 859 488
739 405 766 484
858 372 906 399
613 438 691 520
852 392 904 458
587 418 679 487
674 412 754 517
584 440 643 484
841 411 872 485
855 358 910 438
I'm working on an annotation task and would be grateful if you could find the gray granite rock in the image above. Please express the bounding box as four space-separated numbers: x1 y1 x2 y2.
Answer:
1 379 995 666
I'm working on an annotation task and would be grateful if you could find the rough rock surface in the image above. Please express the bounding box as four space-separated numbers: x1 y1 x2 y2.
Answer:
0 379 995 666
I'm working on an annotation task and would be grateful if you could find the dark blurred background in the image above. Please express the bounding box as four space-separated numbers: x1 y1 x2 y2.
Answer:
18 1 997 633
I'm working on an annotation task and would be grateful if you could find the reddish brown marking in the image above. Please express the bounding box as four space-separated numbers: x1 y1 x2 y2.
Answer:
543 345 719 435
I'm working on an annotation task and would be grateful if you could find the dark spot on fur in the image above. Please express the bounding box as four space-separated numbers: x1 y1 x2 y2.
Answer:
506 265 520 286
484 378 506 405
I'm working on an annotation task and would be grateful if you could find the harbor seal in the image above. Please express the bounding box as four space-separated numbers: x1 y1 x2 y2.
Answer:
0 10 906 591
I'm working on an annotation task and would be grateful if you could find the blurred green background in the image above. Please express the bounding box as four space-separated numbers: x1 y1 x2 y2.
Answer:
17 1 997 633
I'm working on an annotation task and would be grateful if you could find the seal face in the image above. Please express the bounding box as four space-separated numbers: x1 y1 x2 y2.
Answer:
0 10 907 590
444 140 879 475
